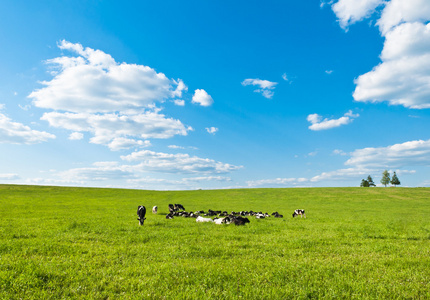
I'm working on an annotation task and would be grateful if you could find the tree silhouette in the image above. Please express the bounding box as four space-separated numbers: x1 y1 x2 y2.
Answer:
367 175 376 187
360 179 369 187
391 172 401 187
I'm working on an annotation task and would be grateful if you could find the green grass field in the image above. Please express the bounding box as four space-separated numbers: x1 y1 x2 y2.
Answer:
1 185 429 299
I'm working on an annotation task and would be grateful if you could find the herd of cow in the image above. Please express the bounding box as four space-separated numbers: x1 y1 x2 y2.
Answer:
137 204 306 226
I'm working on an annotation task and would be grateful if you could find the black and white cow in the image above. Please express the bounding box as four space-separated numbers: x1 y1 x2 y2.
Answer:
168 204 175 213
174 204 185 211
292 209 306 218
152 206 158 214
137 205 147 225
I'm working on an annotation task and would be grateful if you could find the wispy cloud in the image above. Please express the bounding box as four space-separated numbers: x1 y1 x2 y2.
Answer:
0 112 55 144
241 78 278 99
206 127 218 134
121 150 243 174
307 110 359 131
247 177 309 187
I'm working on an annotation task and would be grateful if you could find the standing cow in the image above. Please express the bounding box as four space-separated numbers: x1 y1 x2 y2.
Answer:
152 206 158 214
292 209 306 218
137 205 147 225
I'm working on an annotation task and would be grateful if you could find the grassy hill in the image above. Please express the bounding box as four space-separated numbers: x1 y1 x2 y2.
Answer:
1 185 429 299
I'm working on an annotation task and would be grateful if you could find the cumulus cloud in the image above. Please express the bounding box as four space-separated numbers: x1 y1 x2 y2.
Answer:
41 111 190 149
29 40 186 113
307 110 359 131
192 89 214 106
106 138 151 151
206 127 218 134
331 0 384 29
0 112 55 144
353 22 430 109
345 139 430 169
311 139 430 183
241 78 278 99
331 0 430 109
173 99 185 106
377 0 430 35
121 150 242 174
28 40 192 150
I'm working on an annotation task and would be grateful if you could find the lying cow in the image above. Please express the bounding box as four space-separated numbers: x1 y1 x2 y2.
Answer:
196 216 213 223
213 217 231 224
137 205 147 225
292 209 306 218
152 206 158 214
231 216 250 226
168 204 175 213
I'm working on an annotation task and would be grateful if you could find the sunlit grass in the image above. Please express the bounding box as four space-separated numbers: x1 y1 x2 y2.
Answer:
1 185 429 299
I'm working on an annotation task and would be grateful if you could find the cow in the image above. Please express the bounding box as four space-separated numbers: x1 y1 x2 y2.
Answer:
174 204 185 211
137 205 147 226
272 212 283 218
168 204 175 213
196 216 213 223
231 216 250 226
213 217 231 224
292 209 306 218
152 206 158 214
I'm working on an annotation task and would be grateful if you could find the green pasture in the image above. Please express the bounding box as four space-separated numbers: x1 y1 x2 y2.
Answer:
0 185 429 299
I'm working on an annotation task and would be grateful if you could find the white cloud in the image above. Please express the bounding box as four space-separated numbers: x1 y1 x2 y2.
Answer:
241 78 278 99
192 89 214 106
282 73 288 81
0 173 20 180
311 167 372 182
353 22 430 109
168 145 185 149
69 132 83 140
58 161 136 181
28 40 193 151
121 150 242 174
377 0 430 35
331 1 430 110
0 113 55 144
325 70 334 74
247 177 308 187
312 139 430 183
29 40 187 113
345 139 430 169
206 127 218 134
307 110 359 131
173 99 185 106
182 176 232 182
333 149 347 156
331 0 384 29
106 138 151 151
41 110 190 148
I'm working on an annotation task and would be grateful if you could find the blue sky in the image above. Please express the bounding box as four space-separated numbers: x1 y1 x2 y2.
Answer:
1 0 430 189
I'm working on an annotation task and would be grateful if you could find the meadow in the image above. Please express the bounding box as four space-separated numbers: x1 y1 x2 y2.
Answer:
0 185 429 299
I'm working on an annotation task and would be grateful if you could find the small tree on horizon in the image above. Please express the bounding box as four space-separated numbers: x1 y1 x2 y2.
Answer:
381 170 390 187
360 179 370 187
367 175 376 187
391 171 401 187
